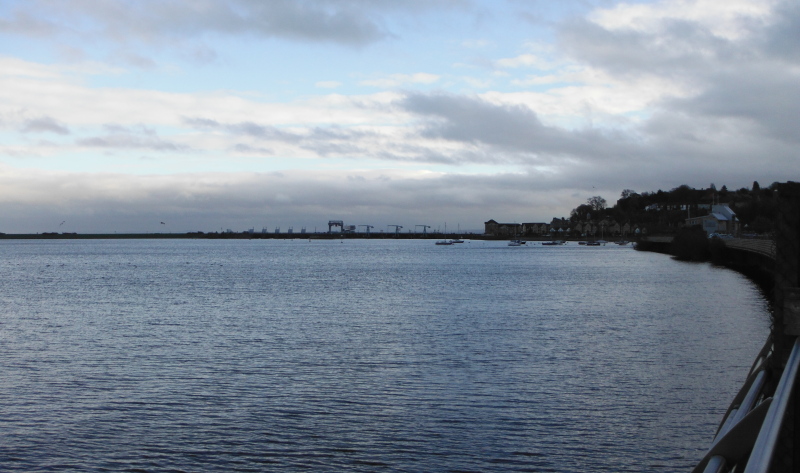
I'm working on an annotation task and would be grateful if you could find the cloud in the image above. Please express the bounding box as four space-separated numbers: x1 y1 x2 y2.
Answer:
360 73 441 88
546 0 799 181
399 92 635 162
315 81 343 89
0 0 797 235
0 165 591 233
0 0 471 51
761 0 800 61
669 68 800 143
232 143 274 155
587 0 774 41
76 133 187 152
495 53 553 70
20 116 70 135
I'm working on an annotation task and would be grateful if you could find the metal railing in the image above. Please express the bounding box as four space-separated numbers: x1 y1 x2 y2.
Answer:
723 239 777 260
693 337 800 473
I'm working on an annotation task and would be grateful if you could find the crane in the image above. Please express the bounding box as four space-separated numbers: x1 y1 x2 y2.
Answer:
415 225 431 236
358 225 374 236
387 225 403 237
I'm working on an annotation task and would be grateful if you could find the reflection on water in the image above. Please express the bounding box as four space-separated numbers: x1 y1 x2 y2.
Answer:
0 239 770 472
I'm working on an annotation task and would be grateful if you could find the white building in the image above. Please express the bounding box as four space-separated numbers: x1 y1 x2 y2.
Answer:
686 204 739 235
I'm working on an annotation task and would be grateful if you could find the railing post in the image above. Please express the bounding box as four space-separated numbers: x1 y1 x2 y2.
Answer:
774 182 800 336
768 181 800 472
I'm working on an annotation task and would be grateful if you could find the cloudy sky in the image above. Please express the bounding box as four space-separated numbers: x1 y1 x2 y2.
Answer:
1 0 797 234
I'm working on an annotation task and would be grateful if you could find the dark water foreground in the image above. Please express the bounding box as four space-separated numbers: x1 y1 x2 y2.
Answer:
0 239 770 472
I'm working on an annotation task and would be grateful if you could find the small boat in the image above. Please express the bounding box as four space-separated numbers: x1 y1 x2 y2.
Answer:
435 240 453 245
508 239 523 246
451 225 464 242
541 241 562 246
586 241 601 246
615 240 629 245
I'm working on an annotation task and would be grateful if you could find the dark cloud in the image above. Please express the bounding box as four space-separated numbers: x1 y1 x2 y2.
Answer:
670 68 800 143
232 143 273 155
77 134 186 151
549 0 800 190
0 9 55 37
763 0 800 62
0 168 575 233
0 0 467 48
558 17 738 79
399 92 636 162
184 117 294 141
184 116 382 158
20 116 70 135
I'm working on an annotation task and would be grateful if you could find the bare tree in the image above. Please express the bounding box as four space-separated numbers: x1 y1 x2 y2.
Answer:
587 195 607 212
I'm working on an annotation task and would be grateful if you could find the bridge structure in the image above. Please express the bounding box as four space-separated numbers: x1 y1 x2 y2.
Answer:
688 182 799 473
387 225 403 237
328 220 344 233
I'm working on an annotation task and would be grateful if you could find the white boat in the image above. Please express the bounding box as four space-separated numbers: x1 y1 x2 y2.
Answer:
508 239 523 246
436 222 454 245
451 225 464 242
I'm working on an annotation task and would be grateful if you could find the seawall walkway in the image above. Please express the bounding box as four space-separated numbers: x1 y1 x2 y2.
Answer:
671 183 799 473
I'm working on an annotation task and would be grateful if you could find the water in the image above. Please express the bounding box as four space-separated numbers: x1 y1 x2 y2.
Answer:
0 239 770 472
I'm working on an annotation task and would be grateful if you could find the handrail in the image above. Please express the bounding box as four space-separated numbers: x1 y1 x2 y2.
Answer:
694 370 768 473
723 239 776 260
743 337 800 473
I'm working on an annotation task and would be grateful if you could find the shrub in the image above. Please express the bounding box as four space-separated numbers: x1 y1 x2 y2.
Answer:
671 226 710 261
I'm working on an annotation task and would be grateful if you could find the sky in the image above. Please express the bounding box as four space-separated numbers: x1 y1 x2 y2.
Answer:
0 0 797 234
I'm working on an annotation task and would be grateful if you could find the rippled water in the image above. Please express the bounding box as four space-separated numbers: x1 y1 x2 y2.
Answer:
0 239 770 472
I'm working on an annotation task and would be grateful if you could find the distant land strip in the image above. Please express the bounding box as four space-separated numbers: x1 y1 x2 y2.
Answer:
0 232 506 240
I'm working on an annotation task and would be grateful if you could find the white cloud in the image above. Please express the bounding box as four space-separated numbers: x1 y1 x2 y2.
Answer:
495 53 553 70
589 0 777 40
360 73 441 88
315 81 343 89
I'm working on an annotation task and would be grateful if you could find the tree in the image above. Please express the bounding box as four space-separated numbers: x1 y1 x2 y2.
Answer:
752 181 760 192
570 204 593 222
621 189 636 199
587 195 607 212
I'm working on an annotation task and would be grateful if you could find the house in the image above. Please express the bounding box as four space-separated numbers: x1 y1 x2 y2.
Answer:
484 219 522 236
550 217 569 230
522 222 548 236
686 204 739 235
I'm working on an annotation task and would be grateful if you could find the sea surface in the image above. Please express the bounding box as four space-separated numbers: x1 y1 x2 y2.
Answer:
0 238 771 472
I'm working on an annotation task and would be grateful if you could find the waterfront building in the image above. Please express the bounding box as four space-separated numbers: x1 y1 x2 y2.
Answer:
484 220 521 236
685 204 740 235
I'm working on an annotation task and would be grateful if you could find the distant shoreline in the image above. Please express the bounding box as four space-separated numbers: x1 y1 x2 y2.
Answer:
0 232 485 240
0 232 632 242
